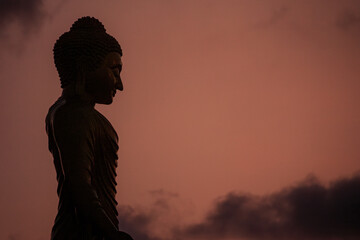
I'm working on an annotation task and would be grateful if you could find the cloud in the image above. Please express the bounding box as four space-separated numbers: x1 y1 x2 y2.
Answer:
118 174 360 240
265 6 289 28
183 174 360 240
118 189 182 240
337 10 360 31
0 0 48 65
118 205 162 240
253 5 289 30
0 0 46 35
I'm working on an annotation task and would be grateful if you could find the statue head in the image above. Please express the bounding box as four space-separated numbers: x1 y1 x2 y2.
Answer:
53 16 123 104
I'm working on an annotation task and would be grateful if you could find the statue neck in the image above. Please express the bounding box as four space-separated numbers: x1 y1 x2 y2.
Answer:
62 83 95 106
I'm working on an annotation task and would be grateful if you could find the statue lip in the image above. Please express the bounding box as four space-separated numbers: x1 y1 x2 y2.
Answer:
112 90 116 97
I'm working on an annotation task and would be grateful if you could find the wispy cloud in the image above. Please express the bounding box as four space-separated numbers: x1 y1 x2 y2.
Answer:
118 205 163 240
118 189 183 240
257 6 290 29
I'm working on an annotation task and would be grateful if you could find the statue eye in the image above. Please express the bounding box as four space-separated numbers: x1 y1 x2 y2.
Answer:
111 65 122 75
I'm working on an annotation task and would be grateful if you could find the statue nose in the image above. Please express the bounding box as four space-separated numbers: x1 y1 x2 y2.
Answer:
116 78 123 91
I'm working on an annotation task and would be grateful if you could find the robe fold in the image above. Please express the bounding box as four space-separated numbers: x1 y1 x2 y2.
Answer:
46 95 119 240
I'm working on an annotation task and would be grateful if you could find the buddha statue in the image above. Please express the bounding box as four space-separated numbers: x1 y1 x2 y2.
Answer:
45 16 133 240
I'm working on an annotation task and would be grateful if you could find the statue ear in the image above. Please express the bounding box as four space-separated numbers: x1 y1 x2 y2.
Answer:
75 57 88 96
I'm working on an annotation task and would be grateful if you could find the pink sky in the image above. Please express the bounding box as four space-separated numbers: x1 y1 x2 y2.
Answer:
1 0 360 239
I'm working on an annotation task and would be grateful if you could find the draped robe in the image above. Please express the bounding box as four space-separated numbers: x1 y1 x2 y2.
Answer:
46 95 119 240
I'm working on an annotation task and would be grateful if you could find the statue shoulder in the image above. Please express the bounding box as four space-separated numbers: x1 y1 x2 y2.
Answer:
47 98 96 133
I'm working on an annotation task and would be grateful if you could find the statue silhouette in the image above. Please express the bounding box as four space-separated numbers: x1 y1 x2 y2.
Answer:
46 16 133 240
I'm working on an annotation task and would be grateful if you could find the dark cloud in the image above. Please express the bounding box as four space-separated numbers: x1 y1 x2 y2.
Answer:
118 174 360 240
183 174 360 240
337 11 360 31
0 0 45 33
0 0 47 63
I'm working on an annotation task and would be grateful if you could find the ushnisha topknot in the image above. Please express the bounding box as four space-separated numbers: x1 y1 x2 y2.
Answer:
53 16 122 88
70 16 106 32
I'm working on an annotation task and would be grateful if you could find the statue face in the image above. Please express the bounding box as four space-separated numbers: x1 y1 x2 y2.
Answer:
85 52 123 104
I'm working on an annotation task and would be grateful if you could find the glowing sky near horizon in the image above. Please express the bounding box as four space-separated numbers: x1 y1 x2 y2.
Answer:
1 0 360 239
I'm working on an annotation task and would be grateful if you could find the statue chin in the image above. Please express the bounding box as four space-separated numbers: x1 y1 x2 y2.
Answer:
98 98 113 105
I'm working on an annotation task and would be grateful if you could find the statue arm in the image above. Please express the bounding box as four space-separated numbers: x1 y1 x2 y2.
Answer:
53 110 121 240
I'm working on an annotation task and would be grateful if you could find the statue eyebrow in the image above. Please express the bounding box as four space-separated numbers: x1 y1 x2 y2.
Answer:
111 64 122 71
